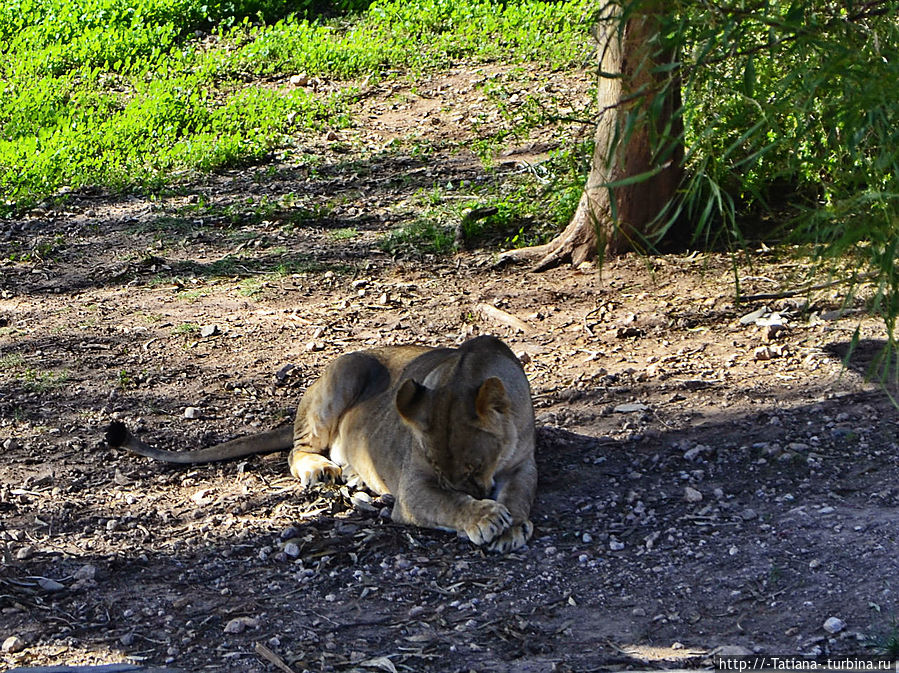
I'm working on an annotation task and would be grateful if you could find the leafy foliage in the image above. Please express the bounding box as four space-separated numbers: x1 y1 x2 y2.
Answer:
611 0 899 366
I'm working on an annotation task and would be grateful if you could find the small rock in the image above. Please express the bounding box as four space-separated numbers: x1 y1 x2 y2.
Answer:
280 526 300 540
739 508 758 521
582 533 593 544
684 486 703 503
275 363 297 382
614 402 649 413
754 346 775 361
306 340 324 352
823 617 846 634
73 564 97 581
2 636 26 653
15 545 34 560
351 491 377 512
224 616 258 634
683 446 705 461
289 73 309 87
817 506 835 515
763 323 786 341
739 306 770 325
38 578 65 592
809 559 821 569
119 632 136 646
516 350 532 365
184 407 201 419
200 324 219 338
609 539 625 551
3 438 19 451
283 542 300 558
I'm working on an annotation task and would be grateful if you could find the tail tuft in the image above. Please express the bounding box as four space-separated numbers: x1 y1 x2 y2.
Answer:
105 421 131 448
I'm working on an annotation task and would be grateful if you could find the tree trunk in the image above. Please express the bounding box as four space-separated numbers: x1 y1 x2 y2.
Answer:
501 5 683 271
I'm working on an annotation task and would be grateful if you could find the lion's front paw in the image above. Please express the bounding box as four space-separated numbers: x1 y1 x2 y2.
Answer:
487 519 533 553
461 499 512 546
289 451 342 488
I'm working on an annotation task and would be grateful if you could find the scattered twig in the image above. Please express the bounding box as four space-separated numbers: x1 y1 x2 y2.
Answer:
255 642 297 673
736 272 874 303
476 303 530 334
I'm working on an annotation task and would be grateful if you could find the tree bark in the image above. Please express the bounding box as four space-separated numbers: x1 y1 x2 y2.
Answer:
501 5 683 271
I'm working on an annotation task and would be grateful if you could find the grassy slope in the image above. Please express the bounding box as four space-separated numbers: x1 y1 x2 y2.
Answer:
0 0 596 212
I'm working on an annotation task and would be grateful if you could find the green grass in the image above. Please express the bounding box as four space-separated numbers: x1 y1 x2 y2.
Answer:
328 227 359 241
173 321 200 334
0 0 596 213
0 353 69 392
381 143 590 256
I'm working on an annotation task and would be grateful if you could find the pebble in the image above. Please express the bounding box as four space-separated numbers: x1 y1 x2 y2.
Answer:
683 445 708 461
817 506 835 515
809 559 821 569
609 540 625 551
15 545 34 560
3 438 18 451
2 636 26 653
184 407 201 419
280 526 300 540
754 346 775 361
200 324 219 338
739 508 758 521
38 578 65 592
224 616 258 634
684 486 703 503
283 542 300 558
823 617 846 634
739 306 770 325
614 403 649 413
74 564 97 581
289 73 309 87
351 491 377 512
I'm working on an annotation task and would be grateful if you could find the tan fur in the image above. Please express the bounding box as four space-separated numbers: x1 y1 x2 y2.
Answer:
109 335 537 552
288 335 537 552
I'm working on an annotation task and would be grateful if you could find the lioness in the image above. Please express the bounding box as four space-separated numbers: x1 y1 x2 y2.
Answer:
106 335 536 552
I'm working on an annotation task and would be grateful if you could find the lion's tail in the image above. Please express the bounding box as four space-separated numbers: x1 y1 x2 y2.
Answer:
105 421 293 464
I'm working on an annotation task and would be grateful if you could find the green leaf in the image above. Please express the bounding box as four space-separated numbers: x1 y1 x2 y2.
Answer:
742 56 755 98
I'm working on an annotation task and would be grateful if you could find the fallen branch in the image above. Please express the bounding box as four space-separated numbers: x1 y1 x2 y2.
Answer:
736 272 874 303
476 303 531 334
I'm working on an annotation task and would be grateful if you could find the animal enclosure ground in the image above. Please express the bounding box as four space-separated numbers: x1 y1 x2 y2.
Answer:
2 62 898 672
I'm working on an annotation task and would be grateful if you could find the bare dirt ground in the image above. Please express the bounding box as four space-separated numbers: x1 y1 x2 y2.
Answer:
2 62 898 672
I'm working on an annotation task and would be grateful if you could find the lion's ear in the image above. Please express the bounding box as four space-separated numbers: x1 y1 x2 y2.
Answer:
475 377 510 427
396 379 430 430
